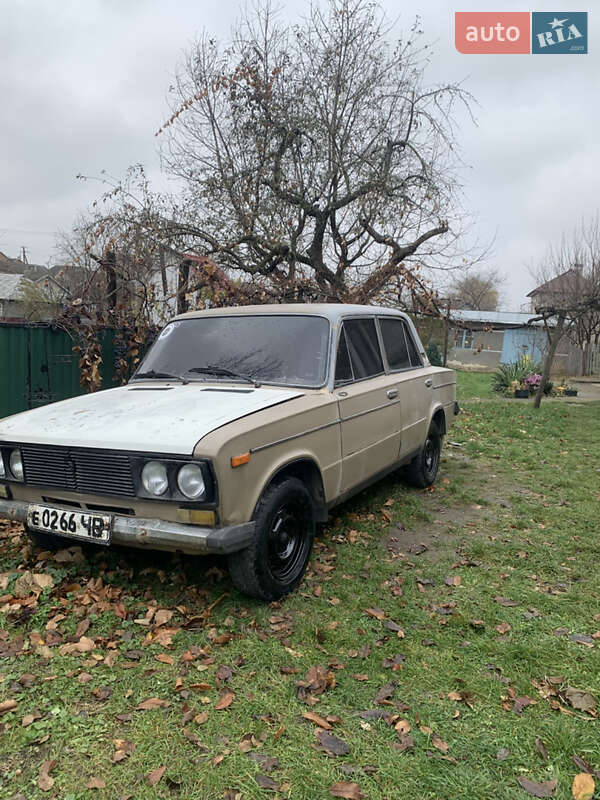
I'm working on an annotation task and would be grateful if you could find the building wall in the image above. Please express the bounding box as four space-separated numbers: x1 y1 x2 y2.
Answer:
448 325 574 374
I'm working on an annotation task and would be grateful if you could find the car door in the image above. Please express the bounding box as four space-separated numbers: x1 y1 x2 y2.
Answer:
334 317 402 493
378 316 430 458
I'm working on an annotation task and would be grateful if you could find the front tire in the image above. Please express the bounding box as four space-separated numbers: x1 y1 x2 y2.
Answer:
405 421 442 488
228 477 315 601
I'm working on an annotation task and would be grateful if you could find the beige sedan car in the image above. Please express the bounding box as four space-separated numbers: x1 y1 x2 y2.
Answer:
0 304 457 599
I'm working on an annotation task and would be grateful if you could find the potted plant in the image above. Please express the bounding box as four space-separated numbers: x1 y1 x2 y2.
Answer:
512 380 529 398
556 380 578 397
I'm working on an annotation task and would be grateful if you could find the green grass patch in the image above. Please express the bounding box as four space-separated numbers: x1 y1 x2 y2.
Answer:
1 387 599 799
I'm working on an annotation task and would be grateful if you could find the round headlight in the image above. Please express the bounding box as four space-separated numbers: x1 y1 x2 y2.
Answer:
0 454 5 479
9 450 24 481
177 463 206 500
141 461 169 496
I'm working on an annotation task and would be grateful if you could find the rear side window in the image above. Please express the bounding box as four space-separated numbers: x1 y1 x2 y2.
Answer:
380 318 410 370
380 317 422 370
343 318 384 380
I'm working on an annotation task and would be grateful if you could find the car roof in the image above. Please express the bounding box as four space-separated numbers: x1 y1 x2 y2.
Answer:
173 303 410 324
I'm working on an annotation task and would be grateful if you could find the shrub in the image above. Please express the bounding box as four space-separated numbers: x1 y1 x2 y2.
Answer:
426 342 443 366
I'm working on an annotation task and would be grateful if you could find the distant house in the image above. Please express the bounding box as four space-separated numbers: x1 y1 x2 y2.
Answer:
0 271 66 322
448 309 576 373
526 268 582 311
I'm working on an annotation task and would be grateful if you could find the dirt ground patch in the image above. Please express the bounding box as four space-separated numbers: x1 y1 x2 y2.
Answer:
383 450 513 560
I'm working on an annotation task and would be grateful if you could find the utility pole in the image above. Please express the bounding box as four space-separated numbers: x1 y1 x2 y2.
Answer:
442 299 451 367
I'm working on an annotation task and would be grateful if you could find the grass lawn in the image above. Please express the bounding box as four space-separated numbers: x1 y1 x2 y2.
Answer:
1 371 599 800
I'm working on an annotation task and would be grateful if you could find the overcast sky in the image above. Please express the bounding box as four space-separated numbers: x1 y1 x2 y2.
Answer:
1 0 597 308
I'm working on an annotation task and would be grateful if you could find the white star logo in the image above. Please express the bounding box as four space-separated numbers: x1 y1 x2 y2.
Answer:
549 17 568 29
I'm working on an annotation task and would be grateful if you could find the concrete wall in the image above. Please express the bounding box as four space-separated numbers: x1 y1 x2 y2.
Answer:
448 325 576 375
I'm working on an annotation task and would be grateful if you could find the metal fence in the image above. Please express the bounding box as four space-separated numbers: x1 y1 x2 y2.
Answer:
0 323 128 419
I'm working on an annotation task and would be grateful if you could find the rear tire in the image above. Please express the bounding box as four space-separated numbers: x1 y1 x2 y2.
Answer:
405 421 442 488
228 477 315 601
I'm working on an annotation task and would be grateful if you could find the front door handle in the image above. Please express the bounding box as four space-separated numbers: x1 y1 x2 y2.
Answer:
425 378 433 388
387 388 399 399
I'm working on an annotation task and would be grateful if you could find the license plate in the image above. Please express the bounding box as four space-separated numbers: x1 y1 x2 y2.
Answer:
27 504 112 545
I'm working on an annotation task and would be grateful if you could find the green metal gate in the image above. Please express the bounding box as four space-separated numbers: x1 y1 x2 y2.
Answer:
0 324 128 419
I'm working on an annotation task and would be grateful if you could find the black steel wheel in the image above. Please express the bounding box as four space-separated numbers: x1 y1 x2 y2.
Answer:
228 477 315 600
405 421 442 488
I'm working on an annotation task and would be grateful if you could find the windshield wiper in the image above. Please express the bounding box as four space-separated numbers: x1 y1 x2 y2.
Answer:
133 369 189 384
187 365 260 388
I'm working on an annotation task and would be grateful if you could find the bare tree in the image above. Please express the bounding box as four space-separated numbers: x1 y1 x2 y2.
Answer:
448 268 502 310
157 0 474 306
529 217 600 407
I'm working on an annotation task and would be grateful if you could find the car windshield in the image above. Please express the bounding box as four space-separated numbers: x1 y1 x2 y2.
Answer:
133 315 330 388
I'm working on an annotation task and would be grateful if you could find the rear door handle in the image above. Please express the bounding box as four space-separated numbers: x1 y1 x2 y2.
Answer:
387 388 398 399
425 378 433 388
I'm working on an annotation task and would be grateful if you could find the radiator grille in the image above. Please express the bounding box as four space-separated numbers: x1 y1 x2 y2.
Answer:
21 445 136 498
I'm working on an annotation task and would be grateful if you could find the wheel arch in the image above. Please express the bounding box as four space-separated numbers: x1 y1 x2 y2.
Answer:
256 457 328 523
430 405 447 435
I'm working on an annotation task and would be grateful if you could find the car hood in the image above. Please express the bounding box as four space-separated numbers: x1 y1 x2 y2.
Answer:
0 382 304 455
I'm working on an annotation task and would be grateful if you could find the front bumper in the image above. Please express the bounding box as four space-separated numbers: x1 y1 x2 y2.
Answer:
0 498 254 556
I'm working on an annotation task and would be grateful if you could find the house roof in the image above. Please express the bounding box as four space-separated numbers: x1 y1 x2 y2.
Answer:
527 268 578 298
449 309 548 327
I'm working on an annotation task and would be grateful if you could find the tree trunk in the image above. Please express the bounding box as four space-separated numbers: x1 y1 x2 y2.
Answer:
104 250 117 315
177 258 191 315
533 313 566 409
159 245 168 297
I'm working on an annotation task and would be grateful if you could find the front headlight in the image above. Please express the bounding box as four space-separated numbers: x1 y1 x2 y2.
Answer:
0 453 5 479
141 461 169 496
9 450 23 481
177 463 206 500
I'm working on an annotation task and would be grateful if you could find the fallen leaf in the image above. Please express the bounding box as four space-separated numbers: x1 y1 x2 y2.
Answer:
38 760 56 792
14 571 54 598
495 596 519 607
517 777 557 797
572 773 595 800
215 691 235 710
135 697 169 710
432 734 449 753
317 730 350 756
147 766 166 786
497 747 510 760
394 719 411 735
496 622 511 635
255 774 281 790
0 699 17 715
374 683 396 706
445 575 462 587
155 653 174 665
365 607 386 620
513 696 533 716
329 781 365 799
302 711 332 730
86 777 106 789
565 688 597 714
535 738 548 761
